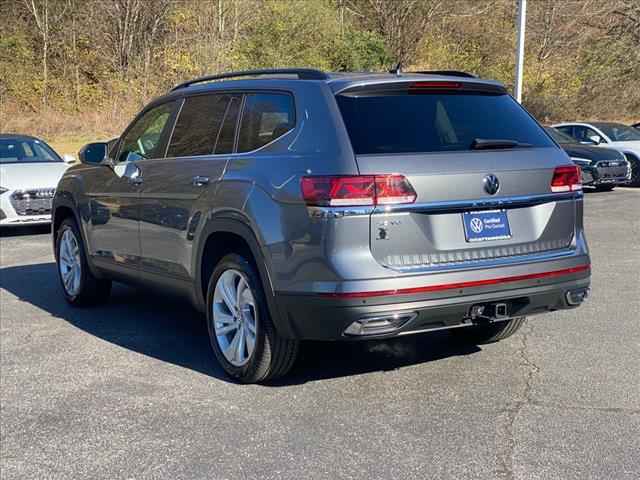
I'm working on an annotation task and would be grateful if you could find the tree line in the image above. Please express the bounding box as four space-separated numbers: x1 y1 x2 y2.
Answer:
1 0 638 142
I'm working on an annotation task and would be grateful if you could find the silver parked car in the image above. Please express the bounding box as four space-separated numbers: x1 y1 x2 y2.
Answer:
0 134 72 227
52 69 591 383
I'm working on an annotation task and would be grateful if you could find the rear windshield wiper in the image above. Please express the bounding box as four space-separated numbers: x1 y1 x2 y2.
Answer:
471 138 533 150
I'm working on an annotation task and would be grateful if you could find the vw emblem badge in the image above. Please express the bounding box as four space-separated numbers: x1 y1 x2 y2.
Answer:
483 174 500 195
470 218 484 234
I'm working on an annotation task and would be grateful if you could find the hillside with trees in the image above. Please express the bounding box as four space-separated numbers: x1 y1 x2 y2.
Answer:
1 0 638 152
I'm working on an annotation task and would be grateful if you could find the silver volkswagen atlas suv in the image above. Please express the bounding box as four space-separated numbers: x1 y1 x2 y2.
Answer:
52 69 591 383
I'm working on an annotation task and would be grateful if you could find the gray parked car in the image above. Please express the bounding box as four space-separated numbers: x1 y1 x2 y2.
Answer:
52 69 591 383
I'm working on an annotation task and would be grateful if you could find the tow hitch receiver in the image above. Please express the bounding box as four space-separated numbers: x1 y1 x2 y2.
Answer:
469 302 509 323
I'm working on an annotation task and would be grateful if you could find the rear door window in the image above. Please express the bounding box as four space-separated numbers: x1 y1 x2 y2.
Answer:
167 94 231 157
237 93 295 153
336 90 554 155
556 126 575 138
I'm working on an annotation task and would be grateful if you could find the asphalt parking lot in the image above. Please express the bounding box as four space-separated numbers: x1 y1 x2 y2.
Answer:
1 189 639 480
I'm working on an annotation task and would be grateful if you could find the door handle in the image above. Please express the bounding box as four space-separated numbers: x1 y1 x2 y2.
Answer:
192 176 210 187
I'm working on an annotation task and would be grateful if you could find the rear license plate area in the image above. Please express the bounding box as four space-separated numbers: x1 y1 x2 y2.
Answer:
462 209 511 242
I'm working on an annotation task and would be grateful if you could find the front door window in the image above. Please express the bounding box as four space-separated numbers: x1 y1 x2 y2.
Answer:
118 102 176 163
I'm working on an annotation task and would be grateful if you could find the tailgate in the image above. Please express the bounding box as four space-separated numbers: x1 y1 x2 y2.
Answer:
335 80 578 271
358 150 576 270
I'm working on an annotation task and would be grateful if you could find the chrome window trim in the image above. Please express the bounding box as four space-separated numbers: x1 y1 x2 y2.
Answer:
305 192 582 218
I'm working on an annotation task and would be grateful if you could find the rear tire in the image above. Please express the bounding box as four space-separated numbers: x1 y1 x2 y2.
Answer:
451 317 526 344
206 253 299 383
55 218 111 306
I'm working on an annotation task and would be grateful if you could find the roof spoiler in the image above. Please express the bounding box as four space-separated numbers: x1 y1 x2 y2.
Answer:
410 70 477 78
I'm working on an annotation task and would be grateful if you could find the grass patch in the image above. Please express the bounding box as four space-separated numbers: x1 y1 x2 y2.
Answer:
47 136 95 157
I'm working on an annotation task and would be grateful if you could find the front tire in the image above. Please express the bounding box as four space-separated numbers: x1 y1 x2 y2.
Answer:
451 317 526 344
206 253 299 383
55 218 111 306
626 154 640 187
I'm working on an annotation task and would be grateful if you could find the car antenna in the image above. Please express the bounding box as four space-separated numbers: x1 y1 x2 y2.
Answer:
389 61 402 76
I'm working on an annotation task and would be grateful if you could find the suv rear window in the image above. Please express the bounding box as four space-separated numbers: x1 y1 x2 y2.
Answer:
336 91 553 155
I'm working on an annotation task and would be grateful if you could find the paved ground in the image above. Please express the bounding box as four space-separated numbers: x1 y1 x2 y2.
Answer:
1 189 639 480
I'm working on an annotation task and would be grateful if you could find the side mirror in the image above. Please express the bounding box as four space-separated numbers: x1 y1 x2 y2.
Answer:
588 135 602 145
62 154 76 164
78 142 110 165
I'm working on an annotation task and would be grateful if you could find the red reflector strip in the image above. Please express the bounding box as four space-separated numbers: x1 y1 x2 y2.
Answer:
320 264 591 299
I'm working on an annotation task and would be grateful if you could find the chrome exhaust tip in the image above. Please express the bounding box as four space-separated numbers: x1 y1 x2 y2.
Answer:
566 287 590 306
344 312 417 336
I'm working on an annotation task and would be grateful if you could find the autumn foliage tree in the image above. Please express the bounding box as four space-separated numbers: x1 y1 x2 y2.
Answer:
0 0 637 143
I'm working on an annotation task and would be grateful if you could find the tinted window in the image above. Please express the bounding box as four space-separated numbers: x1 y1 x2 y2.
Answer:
119 102 175 162
572 126 601 143
544 127 576 145
336 92 554 155
556 126 575 138
168 94 230 157
592 123 640 141
237 93 295 153
214 96 241 154
0 138 61 164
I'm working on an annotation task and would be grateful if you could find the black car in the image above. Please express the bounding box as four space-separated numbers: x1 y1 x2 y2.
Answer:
545 127 630 191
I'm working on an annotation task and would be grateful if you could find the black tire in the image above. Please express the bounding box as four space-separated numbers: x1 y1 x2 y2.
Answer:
55 218 111 306
626 154 640 187
595 184 615 192
206 253 299 383
451 317 526 344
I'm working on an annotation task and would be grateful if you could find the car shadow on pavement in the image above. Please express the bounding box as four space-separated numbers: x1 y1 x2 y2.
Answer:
0 262 480 385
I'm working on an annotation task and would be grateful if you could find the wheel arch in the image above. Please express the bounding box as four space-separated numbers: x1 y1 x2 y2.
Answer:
194 216 295 338
51 194 105 279
52 196 82 257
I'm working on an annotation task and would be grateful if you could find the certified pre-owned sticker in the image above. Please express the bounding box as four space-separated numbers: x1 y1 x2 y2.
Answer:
462 209 511 242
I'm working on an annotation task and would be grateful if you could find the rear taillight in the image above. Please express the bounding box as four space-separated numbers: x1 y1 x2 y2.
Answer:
374 175 417 204
551 165 582 193
301 175 416 207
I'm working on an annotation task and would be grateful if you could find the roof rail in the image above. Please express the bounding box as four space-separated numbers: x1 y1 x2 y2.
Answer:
410 70 477 78
170 68 329 91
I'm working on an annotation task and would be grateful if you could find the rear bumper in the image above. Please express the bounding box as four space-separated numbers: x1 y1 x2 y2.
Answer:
273 261 590 340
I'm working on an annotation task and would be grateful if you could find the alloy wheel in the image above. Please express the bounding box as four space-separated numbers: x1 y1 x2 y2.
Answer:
58 228 82 297
212 269 258 367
